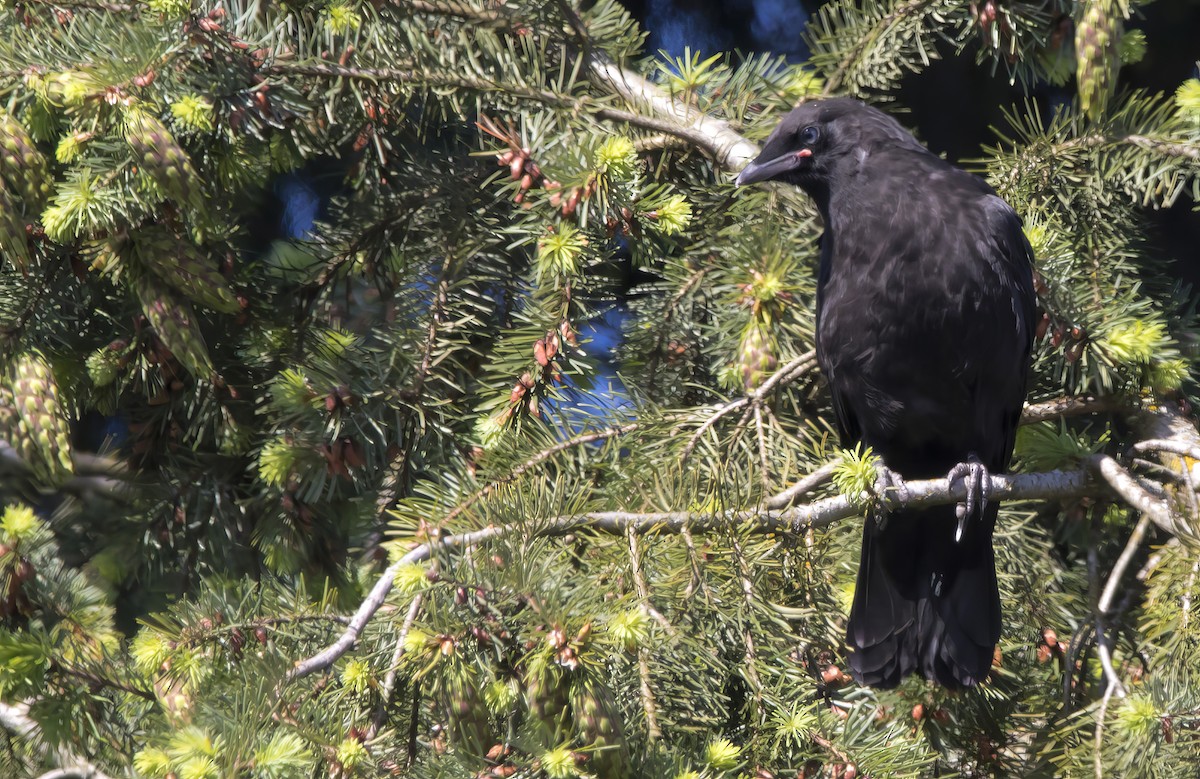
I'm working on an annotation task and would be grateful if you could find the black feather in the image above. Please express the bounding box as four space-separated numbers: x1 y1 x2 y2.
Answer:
739 98 1036 688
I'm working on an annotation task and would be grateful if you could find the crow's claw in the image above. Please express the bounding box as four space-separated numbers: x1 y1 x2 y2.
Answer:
875 463 911 507
947 454 990 542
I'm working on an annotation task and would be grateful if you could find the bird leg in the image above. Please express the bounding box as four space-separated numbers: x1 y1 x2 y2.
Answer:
947 454 990 542
874 463 911 510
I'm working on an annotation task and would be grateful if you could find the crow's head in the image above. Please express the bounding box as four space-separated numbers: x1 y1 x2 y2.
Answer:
736 98 924 197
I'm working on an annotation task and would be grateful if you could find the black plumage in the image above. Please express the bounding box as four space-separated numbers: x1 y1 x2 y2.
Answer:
737 98 1037 688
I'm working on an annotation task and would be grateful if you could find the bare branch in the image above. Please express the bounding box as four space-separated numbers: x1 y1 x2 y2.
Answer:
1130 438 1200 463
583 57 761 171
765 462 838 510
1099 514 1153 617
1089 455 1178 535
1021 395 1128 424
1087 519 1127 700
1095 679 1119 779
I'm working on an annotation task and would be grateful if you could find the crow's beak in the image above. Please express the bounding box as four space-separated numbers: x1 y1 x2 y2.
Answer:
735 149 812 186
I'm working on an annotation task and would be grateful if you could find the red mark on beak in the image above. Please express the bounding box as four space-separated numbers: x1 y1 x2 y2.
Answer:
796 148 813 159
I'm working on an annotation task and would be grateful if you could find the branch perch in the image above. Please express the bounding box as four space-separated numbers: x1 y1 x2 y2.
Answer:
289 464 1099 680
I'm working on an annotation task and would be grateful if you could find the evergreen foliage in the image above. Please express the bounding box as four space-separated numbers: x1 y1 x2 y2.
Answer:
0 0 1198 776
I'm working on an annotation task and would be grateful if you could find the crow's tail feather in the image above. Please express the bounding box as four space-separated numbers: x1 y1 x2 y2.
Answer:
845 505 1000 689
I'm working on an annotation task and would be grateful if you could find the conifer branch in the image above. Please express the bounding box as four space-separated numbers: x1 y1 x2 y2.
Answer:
264 62 745 162
816 0 941 95
444 422 640 525
1 702 118 779
290 463 1104 679
681 351 818 462
553 0 762 169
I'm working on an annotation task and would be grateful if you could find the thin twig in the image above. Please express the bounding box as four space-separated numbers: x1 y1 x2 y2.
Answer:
1095 680 1118 779
809 730 855 767
681 352 818 463
1185 557 1200 631
626 529 677 638
1087 508 1127 699
368 594 425 739
1098 515 1153 617
764 462 838 510
626 529 663 740
444 423 639 525
1089 455 1177 535
730 534 764 697
753 404 772 494
679 526 708 602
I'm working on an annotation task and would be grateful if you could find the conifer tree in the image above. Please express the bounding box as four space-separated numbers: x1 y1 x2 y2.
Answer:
0 0 1199 777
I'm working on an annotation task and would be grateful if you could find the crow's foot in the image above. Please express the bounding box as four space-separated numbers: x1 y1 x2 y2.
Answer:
875 463 910 509
947 454 990 542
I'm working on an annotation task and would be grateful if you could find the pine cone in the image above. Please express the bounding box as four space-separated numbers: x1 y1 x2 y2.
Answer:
135 274 214 377
0 180 32 270
1076 0 1121 121
524 663 571 746
441 673 492 760
0 109 51 213
738 320 777 391
124 230 239 314
125 110 200 205
7 351 73 483
570 679 629 779
0 384 42 472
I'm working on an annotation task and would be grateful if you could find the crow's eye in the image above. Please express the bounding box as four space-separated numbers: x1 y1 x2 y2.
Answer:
799 125 820 146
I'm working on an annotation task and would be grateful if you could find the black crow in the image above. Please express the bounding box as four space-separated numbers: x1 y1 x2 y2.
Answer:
737 98 1036 688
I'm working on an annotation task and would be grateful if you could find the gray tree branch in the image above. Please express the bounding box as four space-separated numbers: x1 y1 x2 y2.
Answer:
288 462 1105 680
